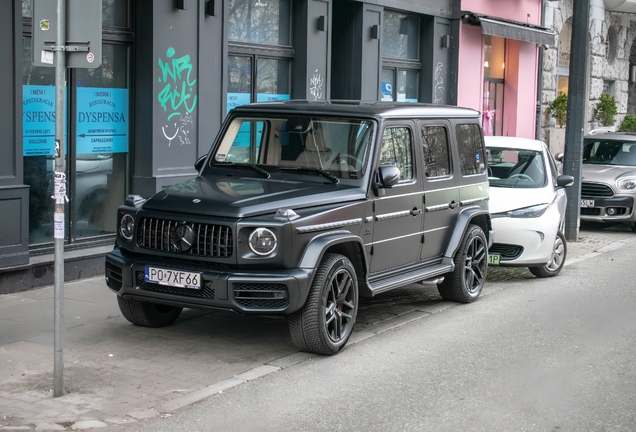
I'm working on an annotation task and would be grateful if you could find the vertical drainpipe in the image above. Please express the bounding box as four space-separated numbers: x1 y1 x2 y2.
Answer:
536 0 546 140
448 0 461 106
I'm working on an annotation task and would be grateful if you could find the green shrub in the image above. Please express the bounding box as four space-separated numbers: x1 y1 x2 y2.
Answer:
619 114 636 132
547 92 568 127
593 92 618 126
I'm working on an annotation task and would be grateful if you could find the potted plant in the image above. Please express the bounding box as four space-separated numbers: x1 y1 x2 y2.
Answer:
619 113 636 132
593 92 618 127
547 92 568 127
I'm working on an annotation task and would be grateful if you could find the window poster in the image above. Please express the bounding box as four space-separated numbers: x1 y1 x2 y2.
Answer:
227 92 251 113
256 93 290 103
76 87 129 154
23 85 63 156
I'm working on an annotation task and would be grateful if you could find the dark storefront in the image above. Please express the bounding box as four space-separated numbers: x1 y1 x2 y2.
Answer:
0 0 456 292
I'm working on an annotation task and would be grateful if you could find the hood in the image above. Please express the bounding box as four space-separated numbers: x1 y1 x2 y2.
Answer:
581 163 636 184
488 186 552 214
141 175 366 218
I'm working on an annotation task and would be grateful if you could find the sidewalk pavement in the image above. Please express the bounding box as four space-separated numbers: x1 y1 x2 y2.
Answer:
1 224 635 431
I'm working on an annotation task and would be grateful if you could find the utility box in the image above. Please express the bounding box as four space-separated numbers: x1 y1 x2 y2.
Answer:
32 0 102 69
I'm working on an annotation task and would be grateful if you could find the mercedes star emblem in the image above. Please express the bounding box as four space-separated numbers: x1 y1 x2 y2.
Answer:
171 223 195 252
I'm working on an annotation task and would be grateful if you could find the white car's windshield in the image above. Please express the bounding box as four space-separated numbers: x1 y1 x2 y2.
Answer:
210 116 373 180
583 139 636 166
487 147 546 188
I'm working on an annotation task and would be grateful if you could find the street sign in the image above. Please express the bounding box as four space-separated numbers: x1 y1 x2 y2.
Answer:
32 0 102 69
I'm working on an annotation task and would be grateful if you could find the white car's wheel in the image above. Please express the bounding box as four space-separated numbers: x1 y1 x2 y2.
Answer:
529 231 567 278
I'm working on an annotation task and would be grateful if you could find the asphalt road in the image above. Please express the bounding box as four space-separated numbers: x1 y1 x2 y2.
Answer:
130 234 636 432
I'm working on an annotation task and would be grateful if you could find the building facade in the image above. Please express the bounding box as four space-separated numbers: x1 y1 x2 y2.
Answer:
540 0 636 154
1 0 469 289
457 0 555 139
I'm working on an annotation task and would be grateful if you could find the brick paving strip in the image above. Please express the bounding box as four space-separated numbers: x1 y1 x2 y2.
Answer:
1 227 634 431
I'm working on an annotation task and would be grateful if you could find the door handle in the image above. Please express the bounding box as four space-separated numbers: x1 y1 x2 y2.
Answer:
449 201 459 209
410 208 422 216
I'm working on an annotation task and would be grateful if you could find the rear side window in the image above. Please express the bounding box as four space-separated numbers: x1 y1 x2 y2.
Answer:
420 126 451 178
456 124 486 176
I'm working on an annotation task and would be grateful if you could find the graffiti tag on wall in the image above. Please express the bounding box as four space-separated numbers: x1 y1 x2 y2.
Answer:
158 48 197 146
310 69 323 100
434 62 445 104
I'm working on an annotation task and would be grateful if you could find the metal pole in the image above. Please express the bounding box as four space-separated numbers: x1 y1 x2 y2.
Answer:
53 0 67 398
563 0 590 241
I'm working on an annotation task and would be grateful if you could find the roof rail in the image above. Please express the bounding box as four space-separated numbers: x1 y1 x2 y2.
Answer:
588 128 615 135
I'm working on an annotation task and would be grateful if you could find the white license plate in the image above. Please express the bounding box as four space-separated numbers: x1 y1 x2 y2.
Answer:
144 266 201 289
580 199 595 208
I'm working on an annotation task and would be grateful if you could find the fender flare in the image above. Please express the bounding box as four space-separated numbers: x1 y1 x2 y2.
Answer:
444 206 491 261
298 230 368 271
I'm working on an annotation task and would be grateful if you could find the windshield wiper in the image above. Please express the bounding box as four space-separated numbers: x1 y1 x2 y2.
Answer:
278 166 340 184
212 162 270 178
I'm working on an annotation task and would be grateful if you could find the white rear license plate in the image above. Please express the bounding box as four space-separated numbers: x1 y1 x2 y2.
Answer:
144 266 201 289
580 199 595 208
488 253 500 265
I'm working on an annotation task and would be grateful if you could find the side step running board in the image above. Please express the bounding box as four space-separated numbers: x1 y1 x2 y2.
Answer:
368 263 453 296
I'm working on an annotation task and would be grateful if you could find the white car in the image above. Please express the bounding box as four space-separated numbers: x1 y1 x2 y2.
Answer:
485 137 574 277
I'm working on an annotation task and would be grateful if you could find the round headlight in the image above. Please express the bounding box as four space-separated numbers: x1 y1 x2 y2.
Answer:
617 176 636 190
248 228 277 256
119 214 135 241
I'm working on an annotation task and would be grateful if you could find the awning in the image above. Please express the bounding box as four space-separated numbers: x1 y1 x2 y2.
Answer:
463 12 557 48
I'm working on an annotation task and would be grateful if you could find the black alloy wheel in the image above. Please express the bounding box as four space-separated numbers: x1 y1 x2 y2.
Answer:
288 253 358 355
438 224 488 303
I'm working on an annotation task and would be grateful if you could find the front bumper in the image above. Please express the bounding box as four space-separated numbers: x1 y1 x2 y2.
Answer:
489 214 559 267
579 195 635 223
105 249 315 315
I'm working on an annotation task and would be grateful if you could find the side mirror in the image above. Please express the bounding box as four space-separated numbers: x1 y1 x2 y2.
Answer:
555 152 564 162
378 165 400 188
557 174 574 187
194 155 207 171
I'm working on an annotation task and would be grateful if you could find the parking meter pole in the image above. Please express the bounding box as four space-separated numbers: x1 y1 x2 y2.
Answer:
53 0 67 398
563 0 590 242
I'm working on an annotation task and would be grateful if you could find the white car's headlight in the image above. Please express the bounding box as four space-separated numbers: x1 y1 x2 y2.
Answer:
507 204 549 218
617 176 636 190
119 214 135 241
248 228 278 256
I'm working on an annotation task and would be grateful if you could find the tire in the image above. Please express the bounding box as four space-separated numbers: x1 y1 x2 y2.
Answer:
287 253 358 355
437 224 488 303
117 296 183 327
529 231 567 278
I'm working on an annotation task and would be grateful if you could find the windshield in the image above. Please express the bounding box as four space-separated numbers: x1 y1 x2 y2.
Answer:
486 147 546 188
209 116 374 180
583 139 636 166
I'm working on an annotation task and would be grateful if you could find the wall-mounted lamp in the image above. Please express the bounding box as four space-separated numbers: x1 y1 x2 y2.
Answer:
371 24 379 40
317 15 325 32
631 65 636 83
175 0 186 10
502 62 505 69
484 61 489 68
206 0 220 16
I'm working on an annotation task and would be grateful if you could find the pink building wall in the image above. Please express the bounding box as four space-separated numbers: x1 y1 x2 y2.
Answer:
457 0 541 139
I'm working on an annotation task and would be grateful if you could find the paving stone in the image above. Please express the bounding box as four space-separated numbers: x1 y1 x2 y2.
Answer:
35 423 65 430
70 420 108 429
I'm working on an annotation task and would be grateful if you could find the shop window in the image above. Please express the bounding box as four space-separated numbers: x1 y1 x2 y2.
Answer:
227 0 293 113
483 35 505 136
23 0 129 27
381 11 420 103
228 0 291 46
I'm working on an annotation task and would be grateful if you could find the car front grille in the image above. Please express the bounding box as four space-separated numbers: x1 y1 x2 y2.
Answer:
580 208 601 216
490 243 524 260
137 217 233 258
136 272 215 299
581 182 614 197
233 283 289 309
